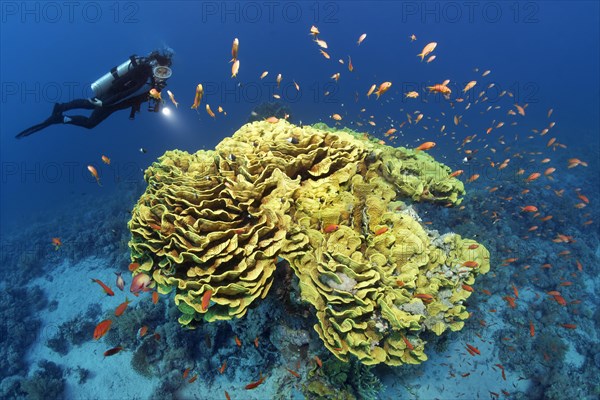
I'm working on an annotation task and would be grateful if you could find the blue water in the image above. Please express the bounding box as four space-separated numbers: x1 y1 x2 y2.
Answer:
1 2 598 399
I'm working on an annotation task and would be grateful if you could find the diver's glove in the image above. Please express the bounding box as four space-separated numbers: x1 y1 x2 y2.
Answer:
88 97 103 107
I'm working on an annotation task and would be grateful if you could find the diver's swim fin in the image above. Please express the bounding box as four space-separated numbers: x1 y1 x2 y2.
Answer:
15 113 64 139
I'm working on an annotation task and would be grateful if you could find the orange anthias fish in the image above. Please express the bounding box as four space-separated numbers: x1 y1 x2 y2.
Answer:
529 321 535 337
323 224 340 233
230 38 239 62
520 205 538 213
152 291 159 304
93 319 112 340
415 141 436 152
52 237 62 250
235 336 242 347
191 84 203 110
115 298 132 316
138 325 149 338
91 279 114 296
148 88 161 100
231 59 240 78
427 84 451 95
465 343 481 355
357 33 367 45
375 82 392 99
130 273 152 295
87 165 101 186
104 346 123 357
206 104 216 118
314 355 323 368
245 373 266 389
418 42 437 61
101 155 111 165
202 290 212 311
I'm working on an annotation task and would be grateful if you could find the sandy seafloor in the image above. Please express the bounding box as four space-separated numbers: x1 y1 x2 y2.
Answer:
24 255 532 400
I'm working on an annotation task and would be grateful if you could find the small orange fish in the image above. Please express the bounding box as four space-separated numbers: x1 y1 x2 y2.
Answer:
148 88 161 100
231 59 240 78
468 244 479 249
415 141 436 151
467 174 480 183
525 172 541 182
191 84 203 110
152 291 159 305
314 355 323 368
401 334 414 351
244 373 265 389
91 279 114 296
87 165 101 186
138 325 148 338
101 155 111 165
188 374 198 383
128 262 139 272
202 290 212 311
375 81 392 99
449 170 464 178
357 33 367 45
115 298 131 316
225 390 231 400
104 346 123 357
427 84 451 95
414 293 434 302
462 261 479 268
130 273 152 295
553 295 567 306
462 284 474 292
417 42 437 61
219 360 227 374
235 336 242 347
183 368 190 379
560 323 577 329
323 224 339 233
230 38 239 62
206 104 216 118
520 205 538 213
93 319 112 340
512 284 519 298
287 368 301 378
529 321 535 337
374 226 388 235
254 336 259 348
503 296 516 308
466 343 481 355
52 237 62 250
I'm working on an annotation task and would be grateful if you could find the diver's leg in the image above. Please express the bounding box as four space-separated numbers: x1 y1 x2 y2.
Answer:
53 98 98 114
63 107 113 129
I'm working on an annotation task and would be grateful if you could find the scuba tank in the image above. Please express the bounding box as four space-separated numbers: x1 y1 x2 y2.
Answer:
90 55 139 99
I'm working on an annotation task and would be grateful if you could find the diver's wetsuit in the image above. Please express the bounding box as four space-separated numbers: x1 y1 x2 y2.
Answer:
15 52 170 139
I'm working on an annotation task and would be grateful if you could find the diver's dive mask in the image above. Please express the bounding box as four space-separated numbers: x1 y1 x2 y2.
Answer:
153 66 172 86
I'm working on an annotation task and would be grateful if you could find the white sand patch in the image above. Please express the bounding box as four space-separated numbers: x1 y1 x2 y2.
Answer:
26 257 156 399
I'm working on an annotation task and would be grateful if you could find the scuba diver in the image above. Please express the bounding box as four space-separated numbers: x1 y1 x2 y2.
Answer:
16 50 173 139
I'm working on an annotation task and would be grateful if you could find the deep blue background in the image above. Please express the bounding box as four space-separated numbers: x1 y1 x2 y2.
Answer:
1 1 598 233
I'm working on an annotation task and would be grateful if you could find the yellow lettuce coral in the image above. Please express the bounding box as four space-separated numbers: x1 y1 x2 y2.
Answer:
128 120 489 365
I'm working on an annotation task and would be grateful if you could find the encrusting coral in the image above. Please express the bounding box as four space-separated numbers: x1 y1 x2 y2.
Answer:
127 120 490 366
